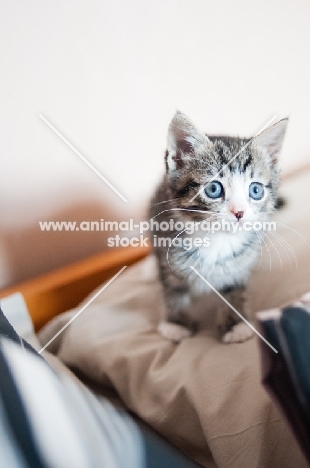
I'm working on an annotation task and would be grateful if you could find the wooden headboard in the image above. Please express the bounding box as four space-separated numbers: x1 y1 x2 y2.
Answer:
0 246 149 331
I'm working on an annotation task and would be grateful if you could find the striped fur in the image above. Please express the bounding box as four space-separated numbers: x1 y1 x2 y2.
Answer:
150 111 288 343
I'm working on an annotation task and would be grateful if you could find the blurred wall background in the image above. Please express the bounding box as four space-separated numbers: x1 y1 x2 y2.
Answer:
0 0 309 287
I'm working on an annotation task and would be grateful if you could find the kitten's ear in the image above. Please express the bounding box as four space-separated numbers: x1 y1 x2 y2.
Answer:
166 111 211 170
254 118 289 164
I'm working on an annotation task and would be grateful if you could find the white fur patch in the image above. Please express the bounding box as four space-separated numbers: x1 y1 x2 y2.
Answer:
199 230 248 264
222 322 254 344
158 321 192 342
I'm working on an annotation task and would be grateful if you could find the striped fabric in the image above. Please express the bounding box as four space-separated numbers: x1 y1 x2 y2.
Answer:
0 306 145 468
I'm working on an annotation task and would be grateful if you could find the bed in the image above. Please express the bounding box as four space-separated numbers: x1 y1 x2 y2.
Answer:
1 167 310 468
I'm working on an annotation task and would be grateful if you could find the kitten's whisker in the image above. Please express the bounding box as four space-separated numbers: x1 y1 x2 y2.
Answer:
197 243 203 271
270 231 298 269
166 225 196 270
151 208 219 220
254 232 263 270
165 215 218 270
264 232 283 270
165 221 204 270
149 198 179 207
275 231 298 267
185 207 219 212
257 231 272 272
184 209 219 215
275 222 310 249
269 231 293 268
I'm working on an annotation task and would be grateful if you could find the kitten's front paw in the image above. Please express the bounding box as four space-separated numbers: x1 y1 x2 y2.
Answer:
158 321 192 342
222 322 254 344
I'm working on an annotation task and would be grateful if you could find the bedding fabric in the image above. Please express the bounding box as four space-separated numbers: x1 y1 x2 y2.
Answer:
39 170 310 468
0 308 145 468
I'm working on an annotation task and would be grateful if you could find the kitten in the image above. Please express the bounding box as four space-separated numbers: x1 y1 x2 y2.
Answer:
149 111 288 343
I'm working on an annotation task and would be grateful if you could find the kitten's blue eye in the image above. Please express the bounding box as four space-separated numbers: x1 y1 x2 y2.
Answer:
249 182 264 200
205 181 223 199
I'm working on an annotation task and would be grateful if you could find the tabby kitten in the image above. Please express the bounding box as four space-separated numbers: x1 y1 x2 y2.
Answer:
149 111 288 343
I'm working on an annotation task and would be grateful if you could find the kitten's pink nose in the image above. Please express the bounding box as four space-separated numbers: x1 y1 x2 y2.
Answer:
232 210 244 221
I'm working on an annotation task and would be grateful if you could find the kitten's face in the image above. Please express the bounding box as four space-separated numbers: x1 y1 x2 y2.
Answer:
165 112 288 225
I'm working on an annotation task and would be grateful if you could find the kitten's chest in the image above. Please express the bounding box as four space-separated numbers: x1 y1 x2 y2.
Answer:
198 230 246 264
187 230 258 292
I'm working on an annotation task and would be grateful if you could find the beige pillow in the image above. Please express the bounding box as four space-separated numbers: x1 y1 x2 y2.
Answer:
39 170 310 468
